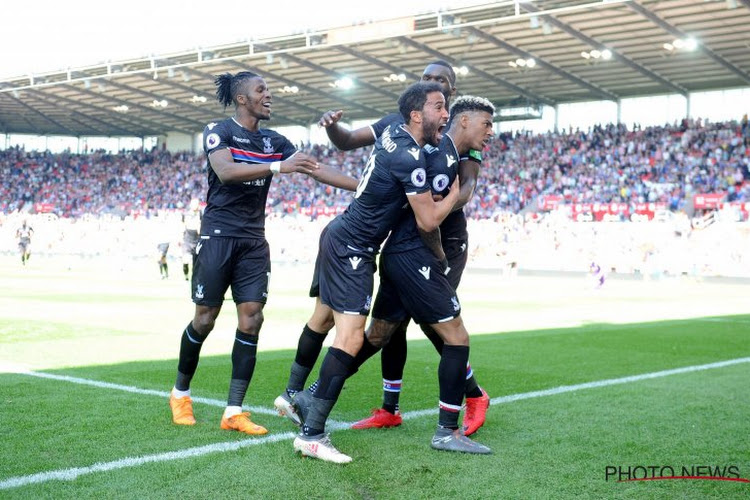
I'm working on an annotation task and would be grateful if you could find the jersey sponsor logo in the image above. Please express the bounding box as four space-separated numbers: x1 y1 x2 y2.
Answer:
243 178 266 186
446 154 456 168
263 137 274 154
411 168 427 188
232 135 251 144
451 296 460 311
432 174 450 192
349 256 362 270
407 147 421 160
206 133 220 150
195 241 203 255
207 122 217 130
418 266 431 280
423 144 439 154
195 284 205 300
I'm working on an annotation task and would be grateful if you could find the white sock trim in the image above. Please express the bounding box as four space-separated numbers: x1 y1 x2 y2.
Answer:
223 405 243 418
172 387 191 399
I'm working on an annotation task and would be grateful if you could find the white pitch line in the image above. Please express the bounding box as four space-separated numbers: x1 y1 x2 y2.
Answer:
403 356 750 420
2 356 749 490
0 432 296 490
14 371 278 416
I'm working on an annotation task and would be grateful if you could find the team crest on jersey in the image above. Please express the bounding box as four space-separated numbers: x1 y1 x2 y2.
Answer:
451 296 460 311
432 174 450 192
206 133 220 150
263 137 274 154
411 168 427 187
195 284 204 300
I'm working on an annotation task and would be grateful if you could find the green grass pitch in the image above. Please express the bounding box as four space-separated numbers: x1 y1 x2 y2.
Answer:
1 255 749 499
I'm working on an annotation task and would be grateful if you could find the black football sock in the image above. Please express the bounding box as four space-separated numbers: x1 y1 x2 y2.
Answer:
301 347 353 436
175 322 208 391
227 330 258 407
464 362 482 398
381 325 407 414
348 334 381 377
438 345 469 430
286 325 328 393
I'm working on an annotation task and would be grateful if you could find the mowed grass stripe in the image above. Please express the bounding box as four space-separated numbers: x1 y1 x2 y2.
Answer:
2 356 748 491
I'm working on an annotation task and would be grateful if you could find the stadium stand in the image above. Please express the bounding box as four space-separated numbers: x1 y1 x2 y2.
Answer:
2 118 748 219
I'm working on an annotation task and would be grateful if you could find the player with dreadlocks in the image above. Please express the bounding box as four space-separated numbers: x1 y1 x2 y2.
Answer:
168 71 358 435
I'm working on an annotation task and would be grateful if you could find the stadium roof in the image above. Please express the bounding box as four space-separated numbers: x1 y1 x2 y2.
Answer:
1 0 749 138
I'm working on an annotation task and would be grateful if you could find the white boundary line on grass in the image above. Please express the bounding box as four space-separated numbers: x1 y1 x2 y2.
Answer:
1 356 749 490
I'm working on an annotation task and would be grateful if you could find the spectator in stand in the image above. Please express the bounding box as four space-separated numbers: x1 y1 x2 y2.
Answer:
2 117 749 218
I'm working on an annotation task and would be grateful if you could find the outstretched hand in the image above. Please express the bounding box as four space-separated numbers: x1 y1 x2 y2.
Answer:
318 110 344 128
281 153 319 175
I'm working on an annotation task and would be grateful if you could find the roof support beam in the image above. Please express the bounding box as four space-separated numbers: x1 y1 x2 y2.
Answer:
226 60 387 118
398 36 556 106
164 63 323 124
64 85 198 135
256 44 403 104
29 90 137 136
53 86 180 135
627 1 750 85
95 80 207 129
334 46 423 83
5 91 76 136
520 1 688 96
465 26 619 102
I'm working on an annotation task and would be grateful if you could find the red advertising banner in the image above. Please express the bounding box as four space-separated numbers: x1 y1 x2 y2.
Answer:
693 193 725 209
538 195 564 211
34 203 55 213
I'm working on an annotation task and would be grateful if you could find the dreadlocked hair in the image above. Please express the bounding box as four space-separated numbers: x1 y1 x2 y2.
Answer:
214 71 260 109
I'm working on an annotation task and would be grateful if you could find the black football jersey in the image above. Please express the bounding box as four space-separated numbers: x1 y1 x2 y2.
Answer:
330 123 430 252
200 117 296 238
383 134 466 253
370 112 403 141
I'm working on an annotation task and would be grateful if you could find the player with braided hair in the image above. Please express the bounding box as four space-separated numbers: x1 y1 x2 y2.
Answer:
168 70 358 435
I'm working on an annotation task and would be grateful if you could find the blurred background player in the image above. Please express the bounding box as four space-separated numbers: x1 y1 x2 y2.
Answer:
157 241 170 279
589 261 606 289
168 70 357 437
16 219 34 266
181 198 202 281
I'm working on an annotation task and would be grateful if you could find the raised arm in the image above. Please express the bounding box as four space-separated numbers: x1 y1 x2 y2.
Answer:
319 110 377 151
